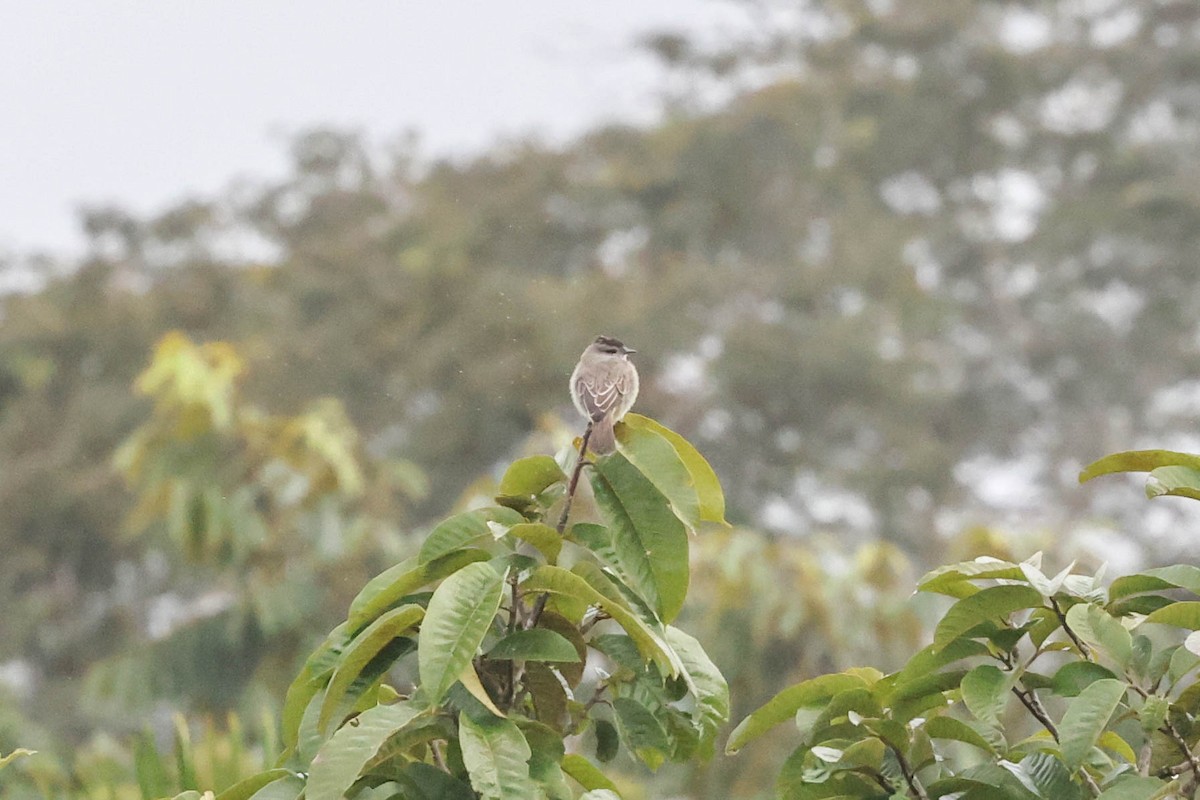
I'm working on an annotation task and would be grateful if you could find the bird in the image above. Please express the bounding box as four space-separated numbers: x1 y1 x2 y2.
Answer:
569 335 640 455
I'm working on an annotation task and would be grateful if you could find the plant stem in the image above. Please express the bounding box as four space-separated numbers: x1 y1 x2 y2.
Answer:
1051 597 1091 659
526 422 594 631
1011 683 1102 797
884 742 929 800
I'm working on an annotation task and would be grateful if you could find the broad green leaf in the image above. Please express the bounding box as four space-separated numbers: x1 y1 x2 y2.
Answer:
665 626 730 759
1144 601 1200 629
890 639 991 688
1059 678 1128 770
618 413 726 525
918 557 1025 598
458 712 537 800
215 769 295 800
391 762 475 800
560 754 619 793
244 775 304 800
508 522 562 564
319 604 424 732
419 507 525 564
306 702 420 800
725 673 869 753
1017 752 1081 800
924 716 996 753
1052 661 1119 697
419 562 506 706
613 697 670 770
933 585 1045 650
960 665 1011 728
348 549 490 632
1094 775 1169 800
1146 465 1200 501
1110 565 1200 600
1065 603 1132 668
1079 450 1200 482
497 455 567 499
488 628 581 662
590 453 689 622
522 564 680 677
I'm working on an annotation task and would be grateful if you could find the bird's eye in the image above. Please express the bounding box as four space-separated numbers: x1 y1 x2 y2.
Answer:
601 347 618 354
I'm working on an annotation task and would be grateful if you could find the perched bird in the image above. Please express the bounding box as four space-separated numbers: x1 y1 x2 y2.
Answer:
569 335 640 454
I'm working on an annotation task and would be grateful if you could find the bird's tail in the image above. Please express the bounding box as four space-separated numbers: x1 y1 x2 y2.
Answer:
589 416 617 455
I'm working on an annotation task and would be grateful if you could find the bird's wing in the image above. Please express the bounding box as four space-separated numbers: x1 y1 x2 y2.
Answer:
574 370 629 421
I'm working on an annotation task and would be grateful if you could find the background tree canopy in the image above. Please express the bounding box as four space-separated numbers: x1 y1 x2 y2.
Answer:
3 1 1200 797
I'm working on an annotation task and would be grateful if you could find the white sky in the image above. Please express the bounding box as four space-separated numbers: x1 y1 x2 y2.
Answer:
0 1 721 255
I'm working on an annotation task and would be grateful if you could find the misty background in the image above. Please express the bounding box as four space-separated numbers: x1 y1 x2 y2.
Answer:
4 1 1200 797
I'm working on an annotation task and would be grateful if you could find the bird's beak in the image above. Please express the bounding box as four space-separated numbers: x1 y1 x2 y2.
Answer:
623 346 637 355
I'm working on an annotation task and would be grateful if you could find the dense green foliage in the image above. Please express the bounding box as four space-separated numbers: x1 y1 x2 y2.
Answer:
726 452 1200 799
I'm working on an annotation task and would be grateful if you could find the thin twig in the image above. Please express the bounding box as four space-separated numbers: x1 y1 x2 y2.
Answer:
555 422 594 535
1051 598 1092 659
526 422 594 630
1164 718 1200 788
884 741 929 800
1012 684 1102 797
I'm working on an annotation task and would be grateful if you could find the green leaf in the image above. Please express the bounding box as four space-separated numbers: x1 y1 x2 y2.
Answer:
1079 450 1200 482
522 565 680 677
590 453 689 622
594 719 619 762
243 775 304 800
419 507 525 564
933 585 1045 650
508 522 562 565
1059 678 1128 770
214 769 296 800
1065 603 1132 668
618 413 726 525
960 665 1011 728
613 697 670 770
665 626 730 759
1018 752 1081 800
1052 661 1119 697
560 754 619 793
918 558 1025 598
348 549 490 632
457 712 537 800
488 629 581 662
1094 775 1169 800
498 455 567 499
305 702 420 800
1148 465 1200 500
1143 601 1200 629
319 604 423 732
418 561 506 706
725 673 869 753
1110 565 1200 600
923 716 996 754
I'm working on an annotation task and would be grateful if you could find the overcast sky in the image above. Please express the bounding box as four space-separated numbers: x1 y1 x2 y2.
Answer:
1 2 725 255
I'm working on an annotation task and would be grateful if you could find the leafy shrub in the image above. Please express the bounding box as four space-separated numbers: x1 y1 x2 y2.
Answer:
727 449 1200 799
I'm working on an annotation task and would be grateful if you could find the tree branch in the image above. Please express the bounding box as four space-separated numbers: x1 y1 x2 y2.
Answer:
526 422 594 630
1051 597 1091 659
884 741 929 800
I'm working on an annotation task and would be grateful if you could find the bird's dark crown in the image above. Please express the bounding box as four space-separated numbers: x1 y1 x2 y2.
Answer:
593 335 635 355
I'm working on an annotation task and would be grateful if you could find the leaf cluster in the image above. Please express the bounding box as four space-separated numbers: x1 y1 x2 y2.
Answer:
203 413 730 800
730 548 1200 799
